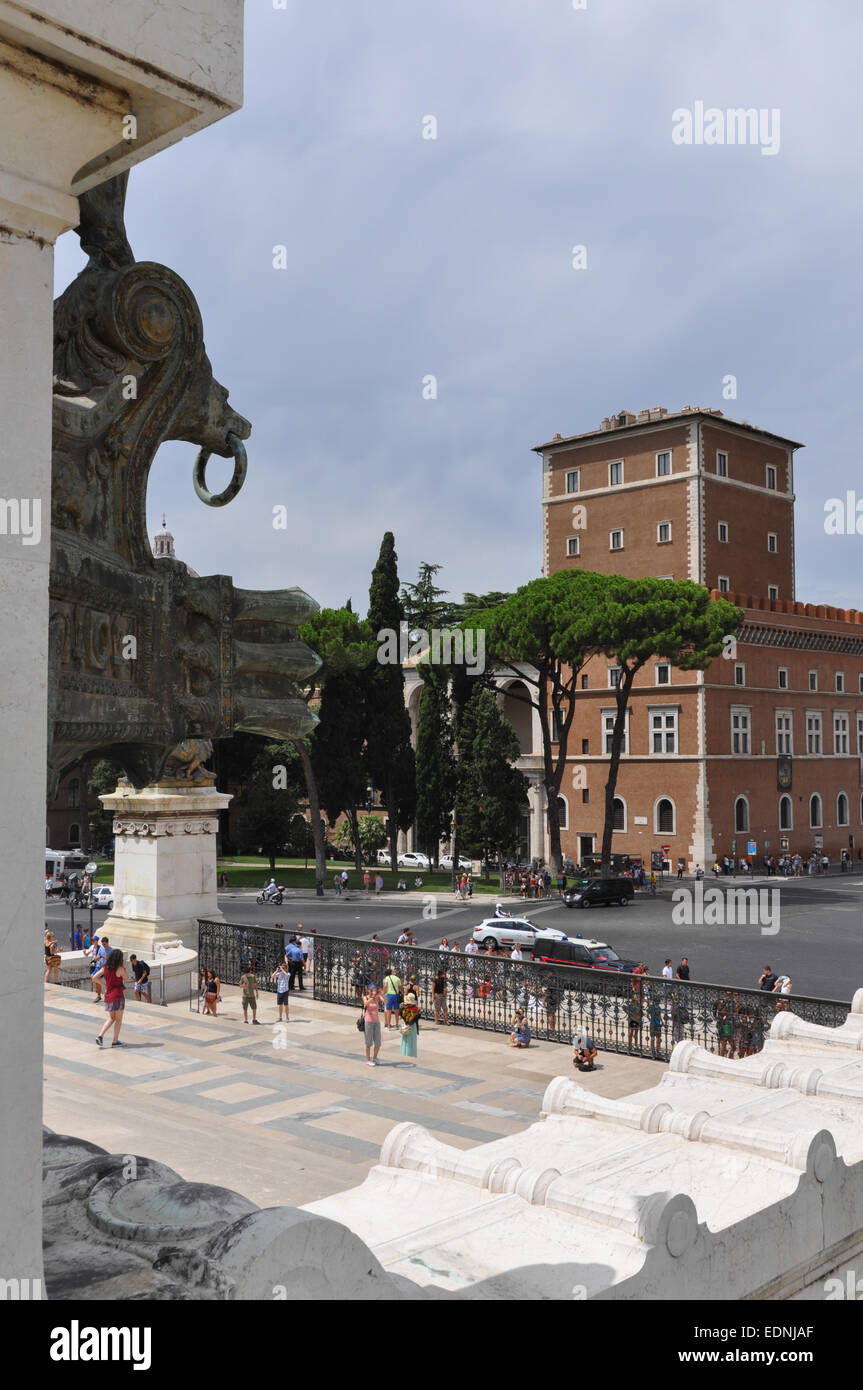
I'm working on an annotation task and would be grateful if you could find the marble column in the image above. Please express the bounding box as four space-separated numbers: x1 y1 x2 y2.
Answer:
0 0 245 1289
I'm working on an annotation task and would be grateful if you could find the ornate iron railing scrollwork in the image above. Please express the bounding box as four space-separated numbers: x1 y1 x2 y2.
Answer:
197 923 849 1064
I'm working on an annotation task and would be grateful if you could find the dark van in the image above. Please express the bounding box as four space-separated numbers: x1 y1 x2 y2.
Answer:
563 877 635 909
530 937 638 973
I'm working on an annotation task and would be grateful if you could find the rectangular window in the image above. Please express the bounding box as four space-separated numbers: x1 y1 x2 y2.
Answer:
734 663 745 686
806 712 822 754
656 450 671 476
718 575 730 594
610 528 624 551
649 708 678 754
566 536 580 557
778 667 788 690
565 468 580 493
601 710 628 755
766 464 777 490
809 670 818 692
859 675 863 695
716 451 728 477
718 521 728 543
731 708 751 755
609 460 623 486
551 710 563 742
582 787 589 805
836 672 845 692
655 662 671 685
834 713 849 754
768 585 779 600
580 673 589 689
767 532 777 553
581 738 589 754
857 714 863 755
607 666 621 688
657 521 671 543
775 712 792 755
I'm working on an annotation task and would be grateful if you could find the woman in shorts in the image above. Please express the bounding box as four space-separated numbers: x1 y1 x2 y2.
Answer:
93 948 128 1048
44 929 62 984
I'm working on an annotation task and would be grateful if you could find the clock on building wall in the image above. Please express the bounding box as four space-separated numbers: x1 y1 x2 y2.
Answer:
777 756 792 790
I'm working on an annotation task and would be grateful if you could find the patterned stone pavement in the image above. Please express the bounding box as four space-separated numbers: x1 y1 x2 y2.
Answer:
42 984 666 1208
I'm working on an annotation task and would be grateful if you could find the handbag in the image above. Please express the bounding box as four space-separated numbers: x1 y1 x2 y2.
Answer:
356 1008 366 1033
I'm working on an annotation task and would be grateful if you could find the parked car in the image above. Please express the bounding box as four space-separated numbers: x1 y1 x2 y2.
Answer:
531 935 639 973
563 878 635 909
397 851 430 870
90 885 114 909
471 917 568 952
439 854 472 871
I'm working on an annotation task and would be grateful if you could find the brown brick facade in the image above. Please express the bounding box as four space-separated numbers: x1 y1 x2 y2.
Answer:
537 408 863 867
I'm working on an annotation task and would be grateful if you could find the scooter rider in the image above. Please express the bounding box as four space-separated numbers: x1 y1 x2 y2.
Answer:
494 902 511 919
262 877 278 901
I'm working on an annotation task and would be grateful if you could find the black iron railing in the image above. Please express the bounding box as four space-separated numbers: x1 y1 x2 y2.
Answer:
197 922 849 1063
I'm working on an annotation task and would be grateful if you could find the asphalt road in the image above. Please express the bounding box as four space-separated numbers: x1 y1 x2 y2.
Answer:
46 874 863 1003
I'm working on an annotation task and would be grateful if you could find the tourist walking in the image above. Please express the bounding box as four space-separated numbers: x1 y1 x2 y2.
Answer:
270 960 292 1021
362 982 383 1066
758 964 778 991
94 948 128 1048
661 959 673 980
383 967 402 1029
241 964 260 1023
432 968 450 1024
675 957 690 981
202 967 221 1016
399 991 420 1060
375 872 383 894
129 954 151 1003
333 871 342 895
44 930 61 984
363 869 371 893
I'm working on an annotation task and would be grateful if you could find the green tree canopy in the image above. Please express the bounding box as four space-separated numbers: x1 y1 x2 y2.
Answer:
457 686 528 884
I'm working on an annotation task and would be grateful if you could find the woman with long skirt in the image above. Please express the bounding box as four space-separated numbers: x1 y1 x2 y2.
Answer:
399 991 420 1061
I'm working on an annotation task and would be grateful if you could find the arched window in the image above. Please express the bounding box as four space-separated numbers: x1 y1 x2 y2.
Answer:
810 794 822 829
557 795 569 831
734 796 749 833
612 796 626 832
837 793 849 827
779 795 792 831
654 797 675 834
67 823 80 845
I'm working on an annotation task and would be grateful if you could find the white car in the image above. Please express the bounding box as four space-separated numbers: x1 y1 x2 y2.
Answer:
376 849 393 866
397 851 430 870
471 917 568 952
439 855 472 871
91 885 114 909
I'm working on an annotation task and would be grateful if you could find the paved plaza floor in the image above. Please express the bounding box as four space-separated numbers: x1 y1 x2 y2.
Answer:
42 984 666 1208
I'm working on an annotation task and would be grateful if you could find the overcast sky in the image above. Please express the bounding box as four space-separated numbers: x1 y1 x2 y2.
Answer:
55 0 863 616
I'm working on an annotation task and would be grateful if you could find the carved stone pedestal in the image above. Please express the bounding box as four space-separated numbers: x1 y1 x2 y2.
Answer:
99 782 231 958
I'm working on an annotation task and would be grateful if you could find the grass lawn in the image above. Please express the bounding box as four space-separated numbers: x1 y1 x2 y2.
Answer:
215 858 510 895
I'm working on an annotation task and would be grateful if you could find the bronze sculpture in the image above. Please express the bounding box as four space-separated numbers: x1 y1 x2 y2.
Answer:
48 172 318 795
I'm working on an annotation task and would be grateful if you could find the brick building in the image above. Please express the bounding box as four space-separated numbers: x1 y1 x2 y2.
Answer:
536 406 863 870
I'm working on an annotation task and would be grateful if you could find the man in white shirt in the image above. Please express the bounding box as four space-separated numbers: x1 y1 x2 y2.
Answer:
300 930 313 975
464 939 478 955
510 945 523 961
662 959 673 980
